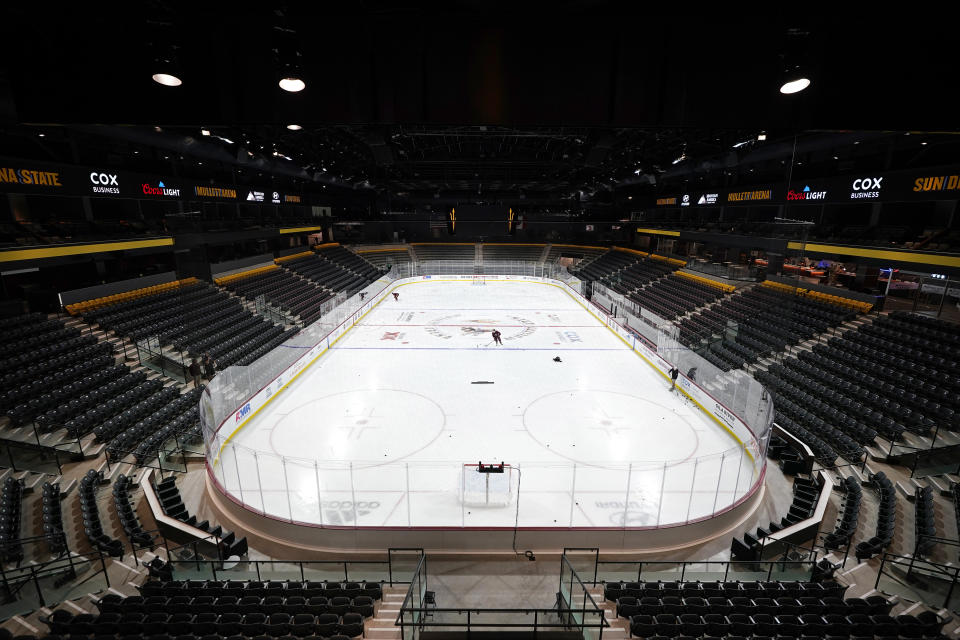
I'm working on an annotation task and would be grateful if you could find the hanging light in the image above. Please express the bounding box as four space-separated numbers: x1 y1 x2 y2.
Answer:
279 76 305 92
287 124 303 131
780 77 811 94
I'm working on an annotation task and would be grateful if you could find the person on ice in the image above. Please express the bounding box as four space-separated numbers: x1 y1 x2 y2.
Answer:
669 366 680 391
491 329 502 345
392 292 399 301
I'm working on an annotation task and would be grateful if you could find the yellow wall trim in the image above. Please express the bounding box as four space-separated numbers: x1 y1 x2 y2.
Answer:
214 264 279 286
278 226 323 234
0 237 174 263
676 270 736 293
636 227 681 237
410 242 476 246
786 242 960 268
355 247 410 254
612 246 650 257
312 242 340 250
65 276 198 316
274 251 314 263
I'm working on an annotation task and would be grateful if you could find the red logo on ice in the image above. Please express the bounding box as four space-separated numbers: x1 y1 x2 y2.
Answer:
381 332 400 341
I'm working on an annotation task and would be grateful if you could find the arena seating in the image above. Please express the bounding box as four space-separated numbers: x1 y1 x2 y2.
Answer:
678 282 855 371
600 578 936 639
221 266 332 327
34 578 386 638
105 387 203 464
0 476 24 563
914 485 936 556
481 244 545 261
78 468 123 557
41 481 67 556
600 258 676 295
282 247 380 295
82 280 292 369
112 473 155 549
354 247 410 268
571 249 640 281
730 475 822 560
823 476 862 550
411 243 475 261
855 471 898 560
317 245 381 282
544 244 607 263
628 272 728 321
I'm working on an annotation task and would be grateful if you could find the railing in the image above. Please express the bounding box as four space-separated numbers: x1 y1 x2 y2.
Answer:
686 259 761 281
160 546 423 587
0 538 111 621
590 558 818 585
397 552 607 640
875 552 960 612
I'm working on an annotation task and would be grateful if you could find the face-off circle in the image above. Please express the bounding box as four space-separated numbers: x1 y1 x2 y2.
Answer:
424 313 536 342
270 389 446 467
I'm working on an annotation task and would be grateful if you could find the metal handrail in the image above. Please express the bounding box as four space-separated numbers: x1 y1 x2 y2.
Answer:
594 558 819 584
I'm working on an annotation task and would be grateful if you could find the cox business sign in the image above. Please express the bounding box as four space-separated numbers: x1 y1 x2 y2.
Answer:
89 171 120 195
849 177 883 199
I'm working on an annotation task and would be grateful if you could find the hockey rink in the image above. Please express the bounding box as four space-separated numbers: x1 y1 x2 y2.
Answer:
214 279 759 529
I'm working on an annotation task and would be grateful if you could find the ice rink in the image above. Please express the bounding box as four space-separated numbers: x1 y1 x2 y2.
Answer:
214 278 758 529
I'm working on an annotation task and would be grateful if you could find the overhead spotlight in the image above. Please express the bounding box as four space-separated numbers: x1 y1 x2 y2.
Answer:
672 153 686 165
287 124 302 131
779 29 812 95
921 141 928 146
152 72 182 87
37 133 45 138
201 129 211 136
279 76 305 92
779 77 811 94
757 133 767 141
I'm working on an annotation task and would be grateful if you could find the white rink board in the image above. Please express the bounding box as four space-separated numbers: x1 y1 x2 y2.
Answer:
213 277 757 529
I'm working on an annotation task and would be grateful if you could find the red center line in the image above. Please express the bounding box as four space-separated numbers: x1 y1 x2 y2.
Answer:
360 324 600 327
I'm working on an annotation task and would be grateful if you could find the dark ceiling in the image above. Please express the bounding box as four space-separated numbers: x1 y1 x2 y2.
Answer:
0 5 957 206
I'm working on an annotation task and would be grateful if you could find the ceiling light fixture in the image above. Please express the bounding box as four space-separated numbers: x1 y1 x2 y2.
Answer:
287 124 302 131
672 153 686 165
279 76 305 92
757 133 767 141
201 129 211 136
779 77 811 94
152 72 182 87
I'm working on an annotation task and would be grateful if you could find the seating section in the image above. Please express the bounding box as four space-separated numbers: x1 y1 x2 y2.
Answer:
599 257 676 295
79 468 123 557
1 313 116 428
113 474 155 549
65 278 199 316
914 485 936 557
354 248 410 268
571 250 640 281
154 475 248 559
731 476 822 561
411 243 475 260
855 471 898 560
0 476 24 562
283 247 380 295
41 481 67 555
84 281 294 368
105 386 203 463
481 244 544 261
629 273 728 321
544 245 607 263
759 313 960 454
678 283 854 371
221 266 332 327
756 363 872 463
823 476 862 550
38 579 386 638
600 579 941 640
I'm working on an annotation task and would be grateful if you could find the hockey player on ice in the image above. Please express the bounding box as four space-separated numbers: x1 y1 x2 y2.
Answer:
491 329 502 345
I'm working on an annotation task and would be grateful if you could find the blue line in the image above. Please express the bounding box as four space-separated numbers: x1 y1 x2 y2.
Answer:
330 346 628 351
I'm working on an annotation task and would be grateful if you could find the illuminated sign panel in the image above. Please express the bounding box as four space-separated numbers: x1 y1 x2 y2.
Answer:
727 189 772 202
0 167 62 187
786 185 827 202
656 196 677 206
912 174 960 194
195 185 238 199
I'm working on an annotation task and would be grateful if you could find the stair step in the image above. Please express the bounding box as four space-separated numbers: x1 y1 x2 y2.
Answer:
7 616 40 636
896 481 917 501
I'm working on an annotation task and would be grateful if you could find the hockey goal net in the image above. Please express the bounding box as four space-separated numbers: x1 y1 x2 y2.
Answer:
460 463 514 507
